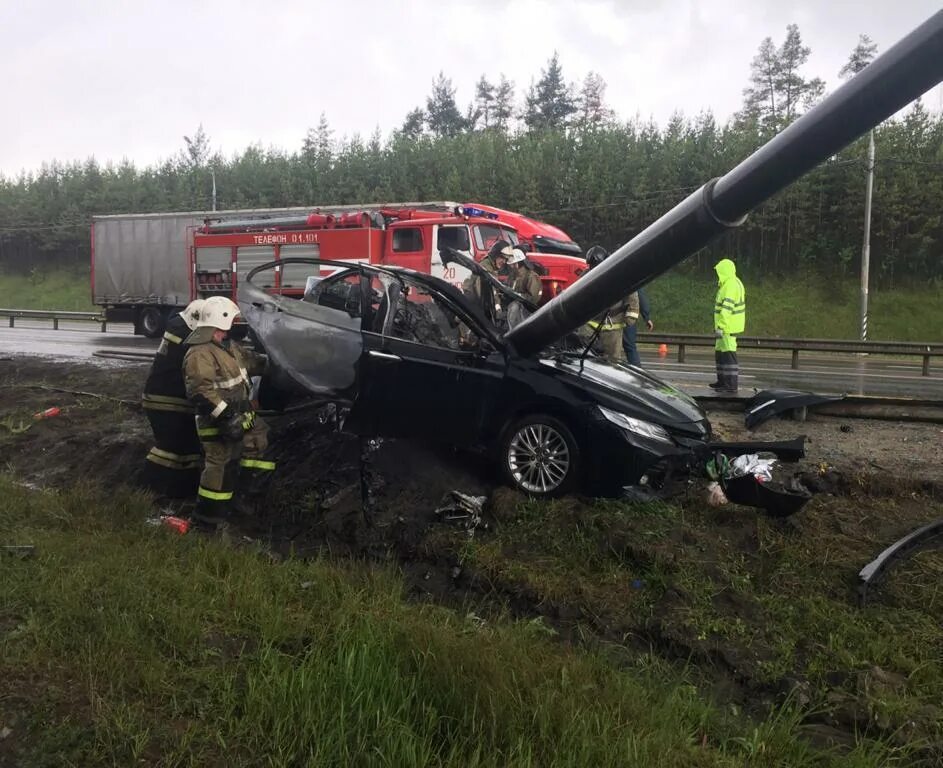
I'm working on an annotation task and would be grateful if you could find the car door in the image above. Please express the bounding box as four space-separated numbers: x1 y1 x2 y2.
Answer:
240 263 366 405
357 272 507 446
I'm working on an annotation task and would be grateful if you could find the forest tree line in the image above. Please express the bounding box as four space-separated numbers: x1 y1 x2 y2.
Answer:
0 29 941 286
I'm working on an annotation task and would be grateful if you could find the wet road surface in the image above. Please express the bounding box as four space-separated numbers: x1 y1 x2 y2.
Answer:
1 320 941 399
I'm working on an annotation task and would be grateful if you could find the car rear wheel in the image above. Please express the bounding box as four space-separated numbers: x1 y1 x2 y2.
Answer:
501 414 580 497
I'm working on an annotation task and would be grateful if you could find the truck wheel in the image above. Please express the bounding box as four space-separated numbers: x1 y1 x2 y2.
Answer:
500 414 580 497
137 307 165 338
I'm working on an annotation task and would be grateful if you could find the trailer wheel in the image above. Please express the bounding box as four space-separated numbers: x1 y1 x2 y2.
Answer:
137 307 165 338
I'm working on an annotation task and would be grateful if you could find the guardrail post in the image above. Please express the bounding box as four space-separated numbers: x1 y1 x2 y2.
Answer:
53 318 59 331
7 316 12 328
678 343 686 363
923 355 930 377
101 320 107 333
791 349 800 369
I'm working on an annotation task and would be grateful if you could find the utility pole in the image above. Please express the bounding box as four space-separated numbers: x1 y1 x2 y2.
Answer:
859 129 874 341
211 169 217 212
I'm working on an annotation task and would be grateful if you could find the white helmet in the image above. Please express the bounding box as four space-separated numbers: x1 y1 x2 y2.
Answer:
196 296 240 331
180 299 206 331
507 247 527 265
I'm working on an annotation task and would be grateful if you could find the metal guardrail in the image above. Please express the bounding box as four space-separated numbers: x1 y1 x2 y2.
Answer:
0 308 108 332
642 334 941 376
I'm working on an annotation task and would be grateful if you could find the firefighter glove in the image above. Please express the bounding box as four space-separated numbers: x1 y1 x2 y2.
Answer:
220 410 246 442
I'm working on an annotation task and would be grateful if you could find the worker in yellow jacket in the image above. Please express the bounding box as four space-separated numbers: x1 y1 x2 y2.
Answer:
710 258 746 394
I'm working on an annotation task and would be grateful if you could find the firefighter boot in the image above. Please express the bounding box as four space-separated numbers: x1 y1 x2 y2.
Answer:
191 495 231 531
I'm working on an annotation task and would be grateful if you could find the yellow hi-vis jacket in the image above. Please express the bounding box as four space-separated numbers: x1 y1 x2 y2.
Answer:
714 259 746 336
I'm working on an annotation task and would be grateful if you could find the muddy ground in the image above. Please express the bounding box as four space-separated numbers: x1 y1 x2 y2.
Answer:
2 356 943 756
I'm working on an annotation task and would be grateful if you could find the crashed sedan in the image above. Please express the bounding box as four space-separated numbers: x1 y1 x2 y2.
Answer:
240 256 710 497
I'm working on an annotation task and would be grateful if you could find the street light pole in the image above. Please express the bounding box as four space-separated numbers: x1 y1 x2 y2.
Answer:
211 169 217 212
859 129 875 341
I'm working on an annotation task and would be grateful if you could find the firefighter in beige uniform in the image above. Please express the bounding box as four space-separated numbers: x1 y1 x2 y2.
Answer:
584 245 640 362
507 248 543 304
183 297 275 527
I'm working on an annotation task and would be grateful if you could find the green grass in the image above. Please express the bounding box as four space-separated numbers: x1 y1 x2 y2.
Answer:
0 477 912 767
646 270 943 342
0 266 95 311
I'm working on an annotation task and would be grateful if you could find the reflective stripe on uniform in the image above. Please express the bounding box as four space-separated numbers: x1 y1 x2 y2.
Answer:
146 452 202 471
588 320 626 331
163 331 183 344
198 486 234 501
212 368 250 390
148 446 202 463
210 401 227 418
141 401 194 414
143 393 191 406
239 458 276 471
198 427 221 437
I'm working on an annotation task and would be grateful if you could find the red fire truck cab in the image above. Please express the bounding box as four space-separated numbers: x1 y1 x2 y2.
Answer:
192 205 585 306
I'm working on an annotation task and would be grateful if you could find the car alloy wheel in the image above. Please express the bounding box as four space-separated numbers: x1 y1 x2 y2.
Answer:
507 421 572 494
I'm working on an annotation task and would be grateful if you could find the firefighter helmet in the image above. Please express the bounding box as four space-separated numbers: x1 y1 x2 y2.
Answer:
196 296 241 331
507 247 527 266
585 245 609 269
489 240 514 261
181 299 206 331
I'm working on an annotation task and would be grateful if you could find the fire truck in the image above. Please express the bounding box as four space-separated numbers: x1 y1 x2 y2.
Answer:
92 201 585 337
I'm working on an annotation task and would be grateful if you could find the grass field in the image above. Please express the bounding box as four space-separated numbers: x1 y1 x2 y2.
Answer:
1 265 939 341
1 478 920 767
0 266 96 311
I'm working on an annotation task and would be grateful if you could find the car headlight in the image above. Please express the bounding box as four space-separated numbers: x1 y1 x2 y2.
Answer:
597 406 673 444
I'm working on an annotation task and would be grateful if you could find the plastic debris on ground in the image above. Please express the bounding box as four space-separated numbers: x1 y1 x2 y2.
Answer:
2 545 35 559
435 491 488 538
706 450 812 517
145 515 191 534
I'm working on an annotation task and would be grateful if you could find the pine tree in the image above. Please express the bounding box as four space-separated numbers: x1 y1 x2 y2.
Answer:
493 75 515 132
400 108 426 140
840 34 878 78
474 75 495 130
523 52 577 130
577 72 614 128
425 72 466 137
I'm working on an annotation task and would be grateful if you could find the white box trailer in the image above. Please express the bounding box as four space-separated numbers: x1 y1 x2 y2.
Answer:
92 207 311 337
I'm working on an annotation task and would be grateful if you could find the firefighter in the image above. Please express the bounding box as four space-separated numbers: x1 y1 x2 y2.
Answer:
622 287 654 366
584 245 640 362
507 247 543 304
183 296 275 529
710 258 746 394
141 299 205 498
463 240 512 302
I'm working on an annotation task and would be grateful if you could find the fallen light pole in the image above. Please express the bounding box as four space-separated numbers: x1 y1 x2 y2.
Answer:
505 11 943 357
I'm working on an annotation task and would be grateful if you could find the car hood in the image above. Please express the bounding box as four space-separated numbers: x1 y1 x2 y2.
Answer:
540 354 707 431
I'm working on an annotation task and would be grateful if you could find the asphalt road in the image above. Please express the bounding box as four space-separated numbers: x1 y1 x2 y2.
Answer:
1 320 942 400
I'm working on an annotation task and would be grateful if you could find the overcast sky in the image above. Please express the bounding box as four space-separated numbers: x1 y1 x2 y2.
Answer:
2 0 941 176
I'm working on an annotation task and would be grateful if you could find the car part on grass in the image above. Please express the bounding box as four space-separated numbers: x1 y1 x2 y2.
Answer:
858 518 943 606
708 437 806 463
359 436 384 526
503 15 943 355
722 474 812 517
3 545 35 559
744 389 846 429
435 491 488 537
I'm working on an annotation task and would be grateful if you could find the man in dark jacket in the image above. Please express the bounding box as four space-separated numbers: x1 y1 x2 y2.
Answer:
141 299 205 498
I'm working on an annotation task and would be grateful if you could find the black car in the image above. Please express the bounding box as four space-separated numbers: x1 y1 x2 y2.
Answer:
239 257 710 497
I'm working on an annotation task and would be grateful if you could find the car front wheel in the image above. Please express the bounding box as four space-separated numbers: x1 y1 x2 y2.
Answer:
501 414 580 497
